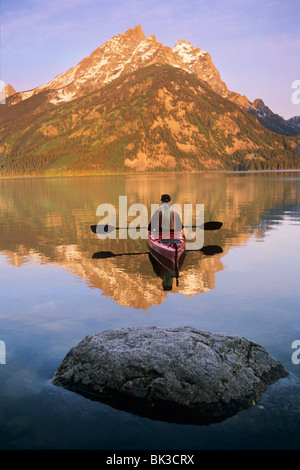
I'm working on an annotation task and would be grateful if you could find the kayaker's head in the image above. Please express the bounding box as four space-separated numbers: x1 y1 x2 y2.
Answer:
160 194 171 204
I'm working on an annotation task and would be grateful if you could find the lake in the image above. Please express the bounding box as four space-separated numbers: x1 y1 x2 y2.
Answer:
0 171 300 450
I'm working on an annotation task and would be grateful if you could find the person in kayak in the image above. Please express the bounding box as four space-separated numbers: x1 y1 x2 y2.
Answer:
148 194 182 233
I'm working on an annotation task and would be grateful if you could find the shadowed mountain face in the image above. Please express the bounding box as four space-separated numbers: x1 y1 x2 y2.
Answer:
287 116 300 135
0 173 299 311
0 26 299 177
248 99 300 136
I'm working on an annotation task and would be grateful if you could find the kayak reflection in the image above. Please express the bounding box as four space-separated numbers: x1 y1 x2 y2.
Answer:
148 244 223 291
148 250 186 291
92 244 222 292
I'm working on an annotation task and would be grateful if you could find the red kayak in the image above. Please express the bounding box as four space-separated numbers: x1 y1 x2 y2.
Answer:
148 230 186 276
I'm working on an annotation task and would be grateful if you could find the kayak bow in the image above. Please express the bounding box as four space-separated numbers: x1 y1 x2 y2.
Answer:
147 231 186 275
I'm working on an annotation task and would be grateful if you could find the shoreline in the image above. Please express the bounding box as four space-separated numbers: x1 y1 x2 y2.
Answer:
0 168 300 181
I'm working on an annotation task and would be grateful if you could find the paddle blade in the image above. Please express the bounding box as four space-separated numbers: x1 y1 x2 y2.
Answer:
201 221 223 231
200 245 223 255
92 251 116 259
186 245 223 255
90 224 116 235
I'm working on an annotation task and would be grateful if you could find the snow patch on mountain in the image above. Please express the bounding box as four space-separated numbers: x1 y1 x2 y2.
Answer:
6 25 247 114
173 40 208 63
49 89 77 104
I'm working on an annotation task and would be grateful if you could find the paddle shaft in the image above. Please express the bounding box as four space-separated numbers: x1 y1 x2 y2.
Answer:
106 224 220 229
91 221 222 234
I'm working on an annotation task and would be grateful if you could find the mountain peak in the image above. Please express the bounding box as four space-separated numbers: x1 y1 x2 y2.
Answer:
147 33 158 42
173 39 194 52
5 84 16 98
5 25 239 112
253 98 265 107
122 24 146 42
252 98 272 114
174 38 192 46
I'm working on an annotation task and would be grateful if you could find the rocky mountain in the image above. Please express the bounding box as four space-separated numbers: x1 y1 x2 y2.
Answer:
7 25 246 107
248 99 300 136
1 25 299 176
0 83 15 104
4 84 16 98
287 116 300 132
6 24 298 136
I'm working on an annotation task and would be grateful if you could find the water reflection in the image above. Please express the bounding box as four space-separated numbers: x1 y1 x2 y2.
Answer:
91 244 223 294
148 245 223 292
0 172 299 311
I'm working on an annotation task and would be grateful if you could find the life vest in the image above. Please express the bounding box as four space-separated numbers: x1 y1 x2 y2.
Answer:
149 203 179 232
159 202 174 231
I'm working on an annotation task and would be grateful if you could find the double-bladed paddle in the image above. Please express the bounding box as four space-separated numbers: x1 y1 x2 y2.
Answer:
91 221 223 259
92 245 223 259
91 221 223 235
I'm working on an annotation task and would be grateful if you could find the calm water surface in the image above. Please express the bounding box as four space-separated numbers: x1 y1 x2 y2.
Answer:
0 171 300 449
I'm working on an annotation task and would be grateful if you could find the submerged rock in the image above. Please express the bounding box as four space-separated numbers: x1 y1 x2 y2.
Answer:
52 326 288 424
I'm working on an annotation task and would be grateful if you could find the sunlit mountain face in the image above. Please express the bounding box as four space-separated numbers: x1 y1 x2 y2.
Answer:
1 26 299 177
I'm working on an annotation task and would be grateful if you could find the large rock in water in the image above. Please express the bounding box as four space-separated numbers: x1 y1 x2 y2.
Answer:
52 326 288 424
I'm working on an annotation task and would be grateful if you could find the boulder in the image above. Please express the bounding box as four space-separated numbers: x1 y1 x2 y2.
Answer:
52 326 288 424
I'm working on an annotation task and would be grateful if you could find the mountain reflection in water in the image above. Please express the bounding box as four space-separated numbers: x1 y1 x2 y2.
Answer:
0 172 299 311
